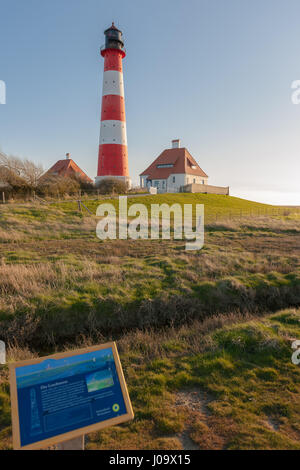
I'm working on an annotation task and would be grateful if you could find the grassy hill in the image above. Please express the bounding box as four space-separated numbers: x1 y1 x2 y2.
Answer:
0 194 299 449
0 309 299 450
52 193 299 222
89 308 300 450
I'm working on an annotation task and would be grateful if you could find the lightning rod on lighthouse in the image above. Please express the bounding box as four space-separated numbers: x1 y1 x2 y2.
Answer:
95 23 131 188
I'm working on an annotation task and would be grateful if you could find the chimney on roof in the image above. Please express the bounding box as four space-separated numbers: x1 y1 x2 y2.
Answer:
66 153 70 159
172 139 180 149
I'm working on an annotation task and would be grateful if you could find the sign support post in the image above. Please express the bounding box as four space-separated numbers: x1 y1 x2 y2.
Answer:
56 435 85 450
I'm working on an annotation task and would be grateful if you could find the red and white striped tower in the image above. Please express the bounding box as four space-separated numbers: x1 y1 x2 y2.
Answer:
95 23 131 188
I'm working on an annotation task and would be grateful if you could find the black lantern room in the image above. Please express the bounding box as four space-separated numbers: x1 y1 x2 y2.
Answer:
104 22 125 51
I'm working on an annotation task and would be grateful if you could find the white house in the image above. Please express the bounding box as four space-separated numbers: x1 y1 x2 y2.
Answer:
139 139 208 193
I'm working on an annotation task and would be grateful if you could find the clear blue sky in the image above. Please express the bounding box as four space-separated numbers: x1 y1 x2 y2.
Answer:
1 0 300 204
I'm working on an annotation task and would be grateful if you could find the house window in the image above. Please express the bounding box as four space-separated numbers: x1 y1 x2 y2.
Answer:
162 180 165 188
202 180 205 184
157 164 174 168
172 176 175 183
154 180 159 187
193 178 196 184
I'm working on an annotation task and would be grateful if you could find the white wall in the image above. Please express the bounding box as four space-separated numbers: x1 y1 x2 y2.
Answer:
166 173 185 192
185 174 208 185
140 175 149 188
140 173 209 193
166 174 208 192
152 179 167 193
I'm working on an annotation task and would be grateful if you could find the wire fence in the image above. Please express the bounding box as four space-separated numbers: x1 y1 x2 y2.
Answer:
1 190 300 222
0 187 148 203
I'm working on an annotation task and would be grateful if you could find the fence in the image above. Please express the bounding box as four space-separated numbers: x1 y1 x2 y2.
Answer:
0 188 147 204
204 206 300 224
1 191 299 222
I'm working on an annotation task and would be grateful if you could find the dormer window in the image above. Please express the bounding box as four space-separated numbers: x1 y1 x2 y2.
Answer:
157 163 174 168
187 158 197 170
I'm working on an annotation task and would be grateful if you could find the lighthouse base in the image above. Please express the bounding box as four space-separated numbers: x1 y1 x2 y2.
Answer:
95 175 132 190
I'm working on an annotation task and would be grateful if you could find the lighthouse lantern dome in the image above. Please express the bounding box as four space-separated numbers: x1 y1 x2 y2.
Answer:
104 22 124 51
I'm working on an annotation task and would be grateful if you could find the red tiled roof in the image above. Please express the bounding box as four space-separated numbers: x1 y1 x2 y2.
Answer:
140 147 208 180
44 159 93 183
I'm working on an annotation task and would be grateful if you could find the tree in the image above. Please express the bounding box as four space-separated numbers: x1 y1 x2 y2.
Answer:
22 159 44 187
0 164 28 189
0 152 43 187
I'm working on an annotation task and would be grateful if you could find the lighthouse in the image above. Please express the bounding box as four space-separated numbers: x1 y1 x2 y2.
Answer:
95 23 131 188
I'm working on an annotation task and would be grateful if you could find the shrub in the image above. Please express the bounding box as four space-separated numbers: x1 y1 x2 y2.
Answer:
37 175 80 197
69 174 94 191
0 166 30 199
96 178 127 195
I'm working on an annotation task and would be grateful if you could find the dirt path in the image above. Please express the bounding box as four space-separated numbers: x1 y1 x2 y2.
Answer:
173 389 214 450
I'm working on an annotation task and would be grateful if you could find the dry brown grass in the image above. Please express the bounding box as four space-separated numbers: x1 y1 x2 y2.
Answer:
0 199 299 450
0 211 298 347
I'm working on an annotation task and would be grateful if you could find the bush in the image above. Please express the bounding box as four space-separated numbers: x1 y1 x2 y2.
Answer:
96 178 127 195
37 175 80 197
0 166 30 199
70 174 94 192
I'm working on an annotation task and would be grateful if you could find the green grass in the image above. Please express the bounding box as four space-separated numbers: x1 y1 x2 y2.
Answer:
90 309 300 450
0 194 299 449
0 195 299 346
2 193 298 224
0 309 299 450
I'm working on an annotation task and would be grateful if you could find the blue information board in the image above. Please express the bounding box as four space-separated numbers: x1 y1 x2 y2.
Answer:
9 343 134 449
